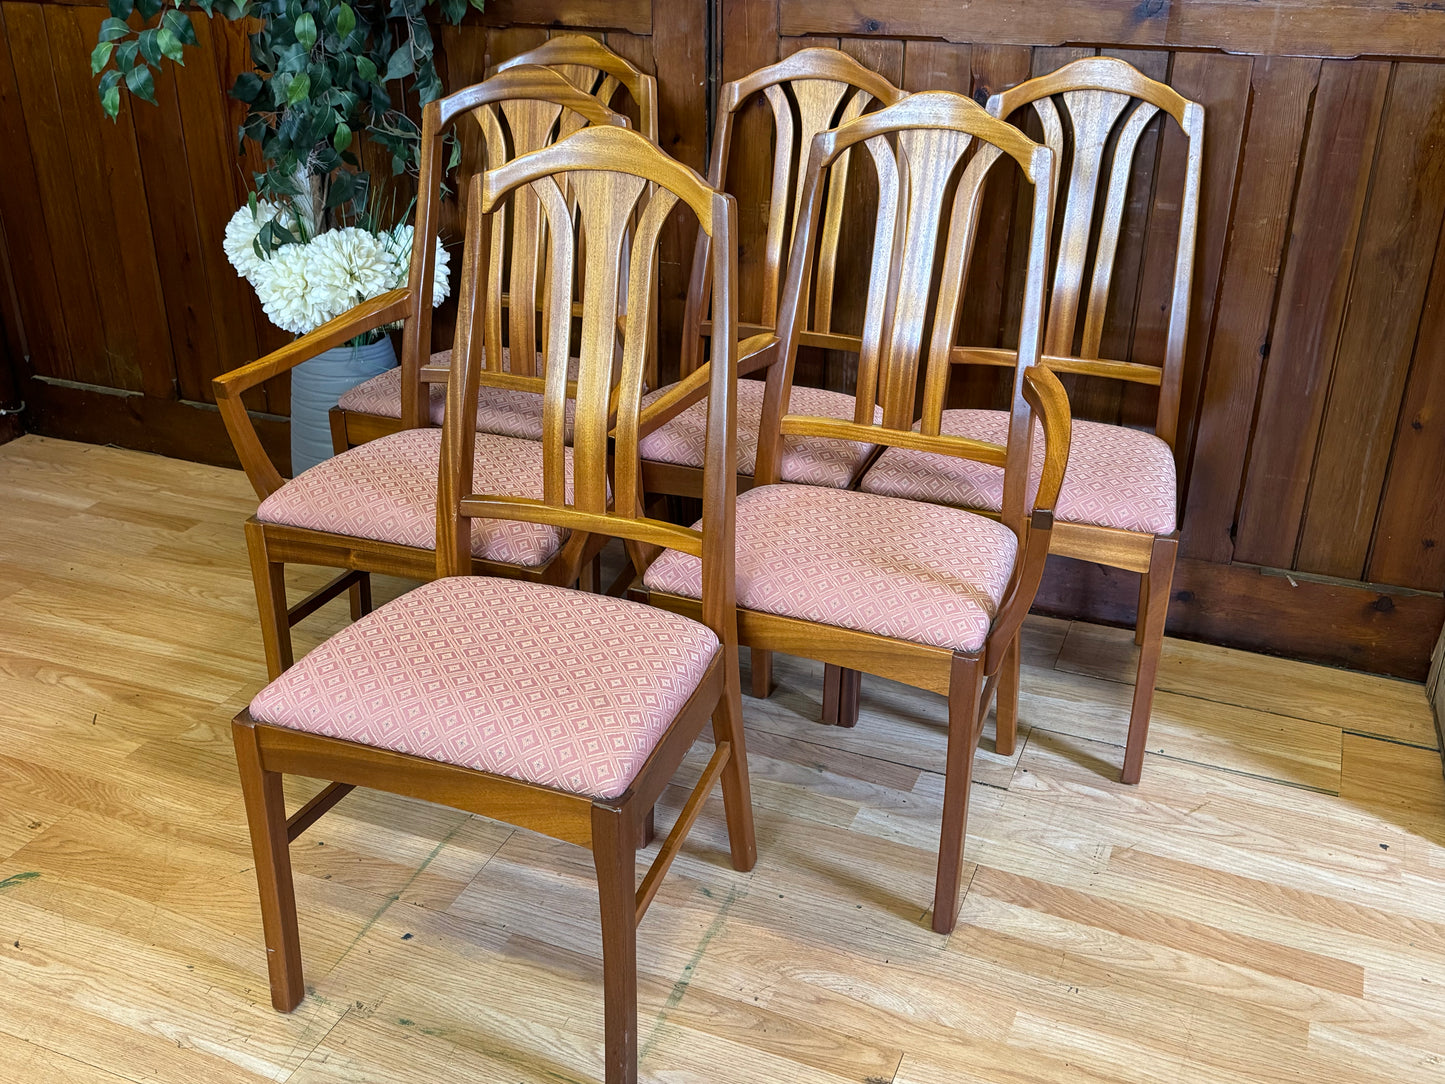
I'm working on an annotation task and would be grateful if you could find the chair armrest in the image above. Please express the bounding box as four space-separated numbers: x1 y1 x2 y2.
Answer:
985 365 1073 669
213 289 413 500
633 334 779 441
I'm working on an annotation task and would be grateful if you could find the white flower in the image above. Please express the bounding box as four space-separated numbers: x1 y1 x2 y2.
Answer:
383 224 451 306
252 243 330 336
305 227 393 312
222 200 298 283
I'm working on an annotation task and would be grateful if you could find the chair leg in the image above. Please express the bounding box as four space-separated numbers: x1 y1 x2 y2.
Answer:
820 665 861 728
994 634 1021 757
637 806 656 849
232 722 305 1011
245 521 293 681
934 654 984 934
1135 571 1149 646
711 649 758 872
749 648 773 699
349 572 373 621
1122 535 1177 785
592 806 639 1084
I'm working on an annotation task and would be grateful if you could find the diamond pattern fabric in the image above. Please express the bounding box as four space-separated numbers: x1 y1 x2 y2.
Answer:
643 484 1017 653
256 427 569 567
860 409 1177 535
336 348 580 441
249 577 720 799
639 378 878 488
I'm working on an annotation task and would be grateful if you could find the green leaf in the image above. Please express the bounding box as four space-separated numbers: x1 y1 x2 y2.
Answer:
391 154 405 176
137 28 161 67
135 0 162 19
447 135 461 171
98 70 122 118
332 120 352 153
231 70 264 103
286 71 310 105
161 10 198 47
98 17 130 43
156 27 184 65
91 40 115 76
114 39 140 71
355 55 377 83
124 62 156 105
336 3 355 39
294 12 316 52
107 0 133 18
383 45 413 82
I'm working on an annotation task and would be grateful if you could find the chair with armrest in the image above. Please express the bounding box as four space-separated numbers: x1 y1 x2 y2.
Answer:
635 46 906 696
231 122 754 1084
328 63 629 451
854 57 1204 783
216 71 626 680
638 91 1070 933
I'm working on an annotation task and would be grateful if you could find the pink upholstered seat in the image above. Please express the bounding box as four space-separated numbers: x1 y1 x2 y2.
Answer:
643 484 1017 653
256 427 570 567
861 409 1177 535
640 378 878 488
249 577 720 799
336 348 579 441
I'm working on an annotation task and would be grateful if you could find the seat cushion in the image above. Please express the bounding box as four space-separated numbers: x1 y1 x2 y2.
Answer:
256 427 568 567
639 378 878 488
336 348 578 441
860 409 1177 535
249 577 720 799
643 484 1017 653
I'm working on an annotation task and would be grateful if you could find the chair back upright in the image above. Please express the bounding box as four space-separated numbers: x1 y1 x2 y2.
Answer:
493 34 659 143
681 47 907 377
983 56 1204 449
398 66 628 428
757 91 1057 534
438 125 740 641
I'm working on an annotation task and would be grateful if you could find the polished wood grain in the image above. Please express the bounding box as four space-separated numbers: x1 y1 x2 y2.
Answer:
2 432 1442 1084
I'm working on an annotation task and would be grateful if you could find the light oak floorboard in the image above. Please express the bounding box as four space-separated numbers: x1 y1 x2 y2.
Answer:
0 435 1442 1084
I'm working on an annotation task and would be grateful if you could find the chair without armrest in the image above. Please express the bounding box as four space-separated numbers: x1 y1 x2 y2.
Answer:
638 91 1069 933
216 69 630 680
854 56 1204 783
232 123 754 1084
327 63 630 451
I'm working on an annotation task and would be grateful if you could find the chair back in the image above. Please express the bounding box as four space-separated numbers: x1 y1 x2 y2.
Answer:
757 91 1058 534
681 48 907 375
493 34 659 142
437 126 740 639
983 56 1204 448
398 66 628 428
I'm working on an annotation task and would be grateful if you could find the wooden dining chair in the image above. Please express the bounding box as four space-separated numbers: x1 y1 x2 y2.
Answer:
638 92 1069 933
232 124 754 1084
854 57 1204 784
215 71 624 681
637 47 907 503
328 63 628 451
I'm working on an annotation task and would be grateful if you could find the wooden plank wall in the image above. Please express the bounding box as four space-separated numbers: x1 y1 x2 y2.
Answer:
1 0 1443 679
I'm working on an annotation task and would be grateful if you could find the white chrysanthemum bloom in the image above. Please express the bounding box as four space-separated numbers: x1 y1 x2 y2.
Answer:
384 224 451 306
305 227 393 313
222 200 297 283
253 242 330 336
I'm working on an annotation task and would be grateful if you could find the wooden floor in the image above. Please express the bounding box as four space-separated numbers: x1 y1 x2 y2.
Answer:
1 434 1444 1084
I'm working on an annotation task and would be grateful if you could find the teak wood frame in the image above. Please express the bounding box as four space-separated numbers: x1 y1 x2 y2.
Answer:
637 47 906 503
327 57 637 451
215 68 631 681
232 123 755 1084
641 92 1071 933
831 59 1203 783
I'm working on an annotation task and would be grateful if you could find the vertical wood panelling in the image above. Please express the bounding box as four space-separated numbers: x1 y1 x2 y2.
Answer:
1233 60 1390 570
1295 62 1445 579
1179 56 1319 563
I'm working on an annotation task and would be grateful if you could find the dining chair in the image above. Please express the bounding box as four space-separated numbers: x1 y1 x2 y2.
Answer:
328 63 630 451
639 91 1069 933
636 46 906 696
232 123 754 1084
854 57 1204 783
215 70 625 681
